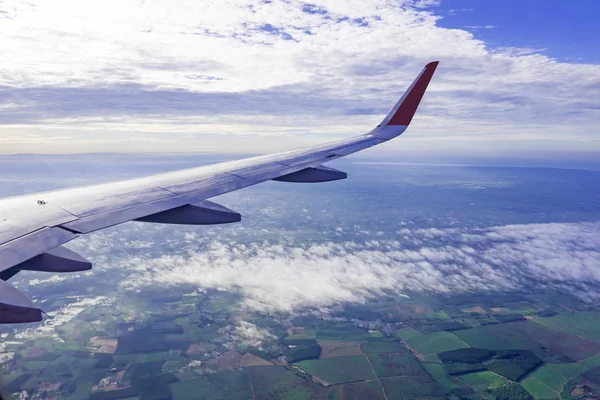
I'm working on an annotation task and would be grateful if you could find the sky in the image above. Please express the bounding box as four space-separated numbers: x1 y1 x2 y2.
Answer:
0 0 599 159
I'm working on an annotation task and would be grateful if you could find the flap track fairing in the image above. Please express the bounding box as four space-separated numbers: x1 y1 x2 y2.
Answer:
0 280 42 323
135 200 241 225
273 166 347 183
17 246 92 273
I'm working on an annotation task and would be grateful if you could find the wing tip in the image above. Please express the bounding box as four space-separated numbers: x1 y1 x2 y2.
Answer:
384 60 439 127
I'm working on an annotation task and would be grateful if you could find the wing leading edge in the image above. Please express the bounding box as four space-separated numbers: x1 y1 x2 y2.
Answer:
0 61 439 323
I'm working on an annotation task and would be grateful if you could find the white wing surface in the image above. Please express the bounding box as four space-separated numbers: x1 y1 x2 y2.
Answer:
0 61 439 323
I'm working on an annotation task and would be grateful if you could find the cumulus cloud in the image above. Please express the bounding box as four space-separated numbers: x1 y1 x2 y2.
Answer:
0 0 598 154
68 221 600 313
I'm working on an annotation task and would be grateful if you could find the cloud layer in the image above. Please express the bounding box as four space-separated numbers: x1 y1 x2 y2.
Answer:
64 221 600 313
0 0 599 154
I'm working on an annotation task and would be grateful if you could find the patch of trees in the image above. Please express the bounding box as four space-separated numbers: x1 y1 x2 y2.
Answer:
439 348 542 381
285 344 322 363
442 293 527 306
443 362 486 375
281 338 322 363
115 327 191 354
153 324 184 335
25 351 60 361
94 354 112 369
66 350 93 358
246 345 282 360
439 348 496 364
283 338 318 346
334 305 384 321
436 320 471 331
135 375 177 400
5 373 32 393
89 387 139 400
61 381 78 396
487 350 542 380
411 320 443 334
494 314 526 323
535 310 558 317
582 366 600 384
115 339 169 354
123 362 178 400
449 386 476 398
127 361 165 381
490 383 533 400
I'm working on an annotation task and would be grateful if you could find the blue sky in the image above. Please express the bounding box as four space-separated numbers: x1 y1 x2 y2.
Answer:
0 0 598 160
436 0 600 63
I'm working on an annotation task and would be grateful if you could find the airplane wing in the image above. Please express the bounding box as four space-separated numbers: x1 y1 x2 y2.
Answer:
0 61 439 324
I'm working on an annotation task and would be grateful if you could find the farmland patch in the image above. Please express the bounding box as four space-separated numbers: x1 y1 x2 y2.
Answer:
295 355 375 385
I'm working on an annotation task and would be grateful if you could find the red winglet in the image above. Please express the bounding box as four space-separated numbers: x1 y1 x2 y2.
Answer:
386 61 439 126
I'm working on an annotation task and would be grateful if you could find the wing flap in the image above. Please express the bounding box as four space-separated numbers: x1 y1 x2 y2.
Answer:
159 173 242 195
0 227 78 273
61 186 177 217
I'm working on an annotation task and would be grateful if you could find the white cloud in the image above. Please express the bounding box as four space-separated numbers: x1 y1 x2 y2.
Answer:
15 296 112 340
68 221 600 313
0 0 598 155
232 321 276 347
464 25 497 29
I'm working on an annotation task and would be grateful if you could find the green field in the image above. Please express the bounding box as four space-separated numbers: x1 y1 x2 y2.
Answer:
367 352 426 377
521 377 560 399
245 365 304 388
295 355 376 384
23 360 51 370
582 366 600 384
422 363 460 393
395 327 422 341
252 380 329 400
453 326 518 350
482 323 546 352
380 375 444 400
561 376 583 399
527 364 567 392
64 382 94 400
315 325 372 342
286 328 318 340
173 368 263 400
498 321 600 361
405 331 469 357
334 381 387 400
548 362 587 381
439 348 541 381
172 378 224 400
533 312 600 341
457 371 509 390
6 287 600 400
580 353 600 368
360 340 407 354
